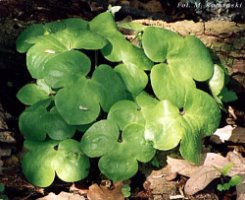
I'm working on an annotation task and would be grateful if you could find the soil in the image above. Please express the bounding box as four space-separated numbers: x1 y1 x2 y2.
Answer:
0 1 244 200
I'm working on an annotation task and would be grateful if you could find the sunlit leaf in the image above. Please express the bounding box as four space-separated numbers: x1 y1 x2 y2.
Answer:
16 83 49 105
55 77 100 125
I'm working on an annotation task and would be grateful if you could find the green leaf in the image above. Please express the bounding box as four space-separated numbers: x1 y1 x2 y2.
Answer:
22 139 89 187
89 12 118 36
45 108 76 140
150 63 195 107
26 29 106 79
44 50 91 88
115 64 148 95
142 27 182 62
16 18 88 53
218 87 238 103
19 99 52 140
123 124 155 162
54 139 90 182
208 64 225 96
27 36 66 78
135 92 159 118
99 152 138 182
16 83 49 105
81 120 155 182
144 100 184 150
90 12 153 70
19 99 76 141
22 140 58 187
108 100 145 130
81 120 119 157
55 77 100 125
92 65 131 112
142 27 213 81
169 36 213 81
217 175 242 191
144 89 221 164
180 89 221 163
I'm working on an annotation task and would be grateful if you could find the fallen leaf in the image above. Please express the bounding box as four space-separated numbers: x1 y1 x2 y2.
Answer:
212 125 234 143
87 182 125 200
36 192 85 200
184 166 220 195
167 152 245 195
236 175 245 200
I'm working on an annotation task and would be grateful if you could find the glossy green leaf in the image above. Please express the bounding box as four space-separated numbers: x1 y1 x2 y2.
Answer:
218 88 238 103
123 124 155 162
81 120 155 182
19 99 52 141
99 152 138 182
54 139 90 182
169 36 213 81
142 27 213 81
27 36 66 78
81 120 119 157
144 100 184 150
142 27 182 62
144 89 221 163
22 140 58 187
16 18 88 53
22 139 89 187
92 65 130 112
208 64 225 96
27 29 107 79
16 83 49 105
108 100 145 130
89 12 118 36
44 50 91 88
90 12 153 70
150 63 195 107
55 77 100 125
45 108 76 140
19 99 76 141
135 92 159 119
115 64 148 95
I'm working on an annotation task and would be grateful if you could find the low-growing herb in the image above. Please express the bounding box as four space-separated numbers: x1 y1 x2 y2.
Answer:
16 9 236 187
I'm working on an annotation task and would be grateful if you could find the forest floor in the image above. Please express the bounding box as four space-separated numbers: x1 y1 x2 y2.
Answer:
0 1 244 200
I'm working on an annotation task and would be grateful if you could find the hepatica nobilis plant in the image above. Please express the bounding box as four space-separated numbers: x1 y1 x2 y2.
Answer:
16 11 236 187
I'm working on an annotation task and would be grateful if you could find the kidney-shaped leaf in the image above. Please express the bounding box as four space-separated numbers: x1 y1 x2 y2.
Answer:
150 63 195 108
144 100 184 150
144 89 221 164
16 83 49 105
53 139 90 182
22 139 89 187
108 100 145 130
19 99 76 141
44 50 91 88
92 65 131 112
90 12 153 70
169 36 213 81
19 99 52 141
142 27 182 62
55 77 100 125
81 120 119 157
115 64 148 95
16 18 88 53
81 120 155 182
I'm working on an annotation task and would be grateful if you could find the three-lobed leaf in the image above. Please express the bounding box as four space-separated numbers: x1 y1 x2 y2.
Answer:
22 139 89 187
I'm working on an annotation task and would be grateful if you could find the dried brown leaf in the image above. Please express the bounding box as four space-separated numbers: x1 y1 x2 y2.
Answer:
167 152 245 196
184 166 220 195
36 192 85 200
87 182 125 200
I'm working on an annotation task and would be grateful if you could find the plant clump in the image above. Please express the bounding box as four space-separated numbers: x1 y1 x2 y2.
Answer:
16 10 236 187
